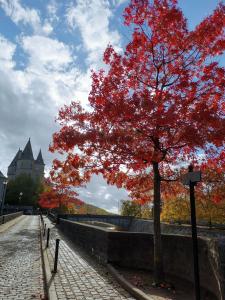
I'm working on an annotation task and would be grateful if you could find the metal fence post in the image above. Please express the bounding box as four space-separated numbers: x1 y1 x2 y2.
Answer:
43 223 46 237
190 181 200 300
53 239 60 273
46 228 50 248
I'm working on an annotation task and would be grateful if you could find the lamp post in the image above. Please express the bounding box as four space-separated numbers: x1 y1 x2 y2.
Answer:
182 165 201 300
18 192 23 211
19 192 23 204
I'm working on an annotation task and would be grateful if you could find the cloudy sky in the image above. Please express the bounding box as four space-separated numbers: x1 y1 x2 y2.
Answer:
0 0 223 213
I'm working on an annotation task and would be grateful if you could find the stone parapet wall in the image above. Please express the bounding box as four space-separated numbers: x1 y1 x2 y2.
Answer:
0 211 23 224
57 218 225 300
58 219 109 262
59 214 133 230
130 218 225 238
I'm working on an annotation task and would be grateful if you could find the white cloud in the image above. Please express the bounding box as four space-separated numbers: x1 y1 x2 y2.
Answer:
22 35 73 72
0 35 16 68
47 0 58 16
0 0 41 32
46 0 59 26
0 0 54 35
66 0 121 66
42 22 54 35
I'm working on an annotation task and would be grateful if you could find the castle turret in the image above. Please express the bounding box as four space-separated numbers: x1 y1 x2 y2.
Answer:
7 149 22 180
16 139 34 177
35 150 45 178
20 139 34 160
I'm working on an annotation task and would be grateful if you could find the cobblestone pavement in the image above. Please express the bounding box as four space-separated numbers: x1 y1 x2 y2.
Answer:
0 216 45 300
43 217 136 300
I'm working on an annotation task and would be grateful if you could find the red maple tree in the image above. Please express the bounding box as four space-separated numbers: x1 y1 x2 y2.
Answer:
38 178 83 211
50 0 225 283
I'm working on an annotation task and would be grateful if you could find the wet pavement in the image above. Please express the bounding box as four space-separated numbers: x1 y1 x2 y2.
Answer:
0 216 44 300
43 217 135 300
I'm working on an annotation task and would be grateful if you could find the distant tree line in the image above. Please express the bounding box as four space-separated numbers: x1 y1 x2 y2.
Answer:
121 200 152 219
5 174 44 207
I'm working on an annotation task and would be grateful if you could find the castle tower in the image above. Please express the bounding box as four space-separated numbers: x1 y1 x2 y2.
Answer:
35 150 45 179
7 139 45 181
16 139 34 177
7 149 22 180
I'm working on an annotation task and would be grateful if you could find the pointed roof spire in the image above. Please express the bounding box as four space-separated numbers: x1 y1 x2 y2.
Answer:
21 139 34 160
0 171 7 179
35 149 44 165
9 149 22 167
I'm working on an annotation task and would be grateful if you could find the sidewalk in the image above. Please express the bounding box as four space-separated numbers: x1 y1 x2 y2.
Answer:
42 216 135 300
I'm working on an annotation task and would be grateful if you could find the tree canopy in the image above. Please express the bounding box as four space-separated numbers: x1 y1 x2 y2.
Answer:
50 0 225 283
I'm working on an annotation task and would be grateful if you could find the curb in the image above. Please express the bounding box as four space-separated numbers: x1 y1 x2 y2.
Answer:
39 217 58 300
107 263 154 300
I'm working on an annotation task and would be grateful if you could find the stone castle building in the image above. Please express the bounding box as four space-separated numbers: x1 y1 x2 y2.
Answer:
7 139 45 181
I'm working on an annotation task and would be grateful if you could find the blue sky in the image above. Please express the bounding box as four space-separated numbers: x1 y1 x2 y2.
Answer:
0 0 223 212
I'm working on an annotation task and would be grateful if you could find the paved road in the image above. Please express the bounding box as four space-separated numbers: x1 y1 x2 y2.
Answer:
43 217 135 300
0 216 45 300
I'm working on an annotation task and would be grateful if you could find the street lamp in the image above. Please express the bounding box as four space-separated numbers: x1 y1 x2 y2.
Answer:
19 192 23 205
182 164 201 300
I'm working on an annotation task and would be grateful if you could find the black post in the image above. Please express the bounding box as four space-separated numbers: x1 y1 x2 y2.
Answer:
40 212 44 225
189 166 200 300
56 215 60 224
53 239 60 273
43 223 46 237
46 228 50 248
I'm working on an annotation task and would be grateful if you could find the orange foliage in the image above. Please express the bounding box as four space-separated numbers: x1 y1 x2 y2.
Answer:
38 178 83 210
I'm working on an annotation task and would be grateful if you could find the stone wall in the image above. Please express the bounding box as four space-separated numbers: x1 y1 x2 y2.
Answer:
57 218 225 300
130 218 225 238
58 214 133 230
107 233 223 299
0 211 23 224
58 219 109 262
50 213 225 237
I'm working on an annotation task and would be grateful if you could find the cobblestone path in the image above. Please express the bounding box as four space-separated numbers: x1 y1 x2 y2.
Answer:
43 217 135 300
0 216 45 300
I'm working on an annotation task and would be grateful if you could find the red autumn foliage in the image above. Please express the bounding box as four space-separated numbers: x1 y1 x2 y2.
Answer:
50 0 225 282
38 178 84 210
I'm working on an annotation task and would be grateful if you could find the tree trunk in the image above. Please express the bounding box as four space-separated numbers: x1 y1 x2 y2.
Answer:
153 161 164 283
